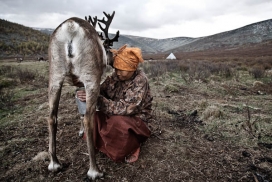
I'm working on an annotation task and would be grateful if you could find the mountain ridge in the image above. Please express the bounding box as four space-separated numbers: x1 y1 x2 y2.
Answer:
168 19 272 53
35 19 272 55
1 18 272 59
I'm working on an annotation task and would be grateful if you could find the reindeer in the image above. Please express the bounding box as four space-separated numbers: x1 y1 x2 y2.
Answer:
47 11 119 180
15 57 23 63
37 56 44 61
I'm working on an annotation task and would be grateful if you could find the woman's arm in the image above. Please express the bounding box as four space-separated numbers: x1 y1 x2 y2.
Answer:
75 75 111 102
76 90 86 102
98 76 148 116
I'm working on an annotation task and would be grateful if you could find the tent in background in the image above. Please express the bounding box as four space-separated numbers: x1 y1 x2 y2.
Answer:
166 53 176 60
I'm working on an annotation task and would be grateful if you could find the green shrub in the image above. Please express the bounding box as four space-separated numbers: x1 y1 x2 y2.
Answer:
0 65 14 76
249 66 266 78
0 89 15 111
17 69 36 83
0 78 16 89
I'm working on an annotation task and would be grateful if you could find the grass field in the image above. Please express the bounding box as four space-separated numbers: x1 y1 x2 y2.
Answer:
0 58 271 181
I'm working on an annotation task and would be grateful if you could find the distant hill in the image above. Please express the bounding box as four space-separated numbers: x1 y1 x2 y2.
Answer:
32 27 54 35
0 19 50 58
35 18 272 59
167 19 272 59
34 27 200 54
1 18 272 59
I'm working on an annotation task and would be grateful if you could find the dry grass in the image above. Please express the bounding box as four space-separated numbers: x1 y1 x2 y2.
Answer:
0 58 272 181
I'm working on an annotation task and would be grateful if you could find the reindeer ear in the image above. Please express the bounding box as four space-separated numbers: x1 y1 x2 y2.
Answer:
110 49 117 54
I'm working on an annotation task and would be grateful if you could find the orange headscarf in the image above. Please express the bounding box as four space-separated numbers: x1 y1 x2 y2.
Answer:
110 44 144 71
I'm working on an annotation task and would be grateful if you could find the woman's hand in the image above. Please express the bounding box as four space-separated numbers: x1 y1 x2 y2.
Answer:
76 90 86 102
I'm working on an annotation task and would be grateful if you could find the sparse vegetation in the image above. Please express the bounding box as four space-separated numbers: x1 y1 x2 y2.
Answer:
0 61 48 119
141 59 240 84
1 58 271 181
0 19 50 57
249 65 266 78
0 89 15 111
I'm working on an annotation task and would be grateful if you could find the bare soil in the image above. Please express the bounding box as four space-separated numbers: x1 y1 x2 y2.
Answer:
0 61 272 182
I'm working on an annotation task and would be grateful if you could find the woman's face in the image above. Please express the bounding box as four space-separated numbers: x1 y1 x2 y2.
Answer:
115 69 135 81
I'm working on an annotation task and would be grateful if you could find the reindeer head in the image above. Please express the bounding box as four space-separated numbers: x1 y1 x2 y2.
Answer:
85 11 119 67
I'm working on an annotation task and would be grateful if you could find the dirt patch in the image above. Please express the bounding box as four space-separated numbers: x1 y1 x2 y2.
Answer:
1 88 271 182
1 60 272 181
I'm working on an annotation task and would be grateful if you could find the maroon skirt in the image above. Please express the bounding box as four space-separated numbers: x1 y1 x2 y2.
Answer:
93 111 151 162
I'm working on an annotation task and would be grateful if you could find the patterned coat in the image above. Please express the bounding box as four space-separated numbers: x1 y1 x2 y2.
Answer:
98 69 153 122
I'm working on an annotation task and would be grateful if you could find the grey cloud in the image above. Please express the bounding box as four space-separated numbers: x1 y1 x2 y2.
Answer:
0 0 271 38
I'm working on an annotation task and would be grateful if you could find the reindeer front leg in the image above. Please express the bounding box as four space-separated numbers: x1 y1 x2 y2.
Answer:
84 86 103 180
47 84 63 172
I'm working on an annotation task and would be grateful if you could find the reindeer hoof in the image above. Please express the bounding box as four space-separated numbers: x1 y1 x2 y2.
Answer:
87 170 104 180
48 161 62 172
79 130 84 137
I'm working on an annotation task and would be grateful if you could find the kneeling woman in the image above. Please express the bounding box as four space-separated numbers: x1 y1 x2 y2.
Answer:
76 45 153 163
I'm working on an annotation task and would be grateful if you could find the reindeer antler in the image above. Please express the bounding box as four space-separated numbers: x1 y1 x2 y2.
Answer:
85 15 104 40
97 11 119 48
85 11 119 48
85 15 98 28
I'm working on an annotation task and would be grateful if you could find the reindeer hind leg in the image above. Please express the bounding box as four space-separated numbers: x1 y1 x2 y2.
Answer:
79 114 85 137
47 76 65 172
83 82 104 179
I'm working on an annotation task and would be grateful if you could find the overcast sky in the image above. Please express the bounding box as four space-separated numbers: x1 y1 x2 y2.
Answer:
0 0 271 39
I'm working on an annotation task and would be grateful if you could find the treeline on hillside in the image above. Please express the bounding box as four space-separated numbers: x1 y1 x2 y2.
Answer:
0 19 50 57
